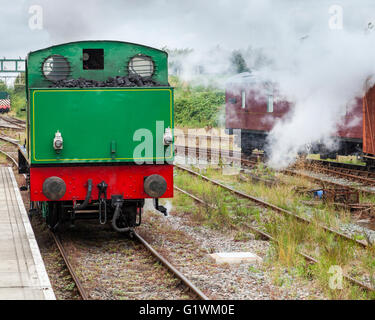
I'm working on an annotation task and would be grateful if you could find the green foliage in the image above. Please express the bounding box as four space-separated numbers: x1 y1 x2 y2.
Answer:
172 77 225 128
0 80 7 92
0 75 27 119
10 89 26 118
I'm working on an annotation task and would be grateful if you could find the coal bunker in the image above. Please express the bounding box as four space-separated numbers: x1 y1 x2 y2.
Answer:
49 75 163 88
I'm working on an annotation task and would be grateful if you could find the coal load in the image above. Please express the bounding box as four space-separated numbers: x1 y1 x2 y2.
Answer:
49 74 162 88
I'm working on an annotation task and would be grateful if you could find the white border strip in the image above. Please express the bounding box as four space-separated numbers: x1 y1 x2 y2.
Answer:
8 167 56 300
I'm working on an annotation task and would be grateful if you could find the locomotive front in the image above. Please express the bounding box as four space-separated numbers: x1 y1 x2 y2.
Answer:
18 41 174 232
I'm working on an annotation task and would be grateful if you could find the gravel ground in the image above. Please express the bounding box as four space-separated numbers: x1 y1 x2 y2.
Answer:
59 222 194 300
12 162 196 300
138 200 326 300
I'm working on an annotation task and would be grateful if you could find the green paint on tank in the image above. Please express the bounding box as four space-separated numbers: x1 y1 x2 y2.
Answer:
30 87 174 164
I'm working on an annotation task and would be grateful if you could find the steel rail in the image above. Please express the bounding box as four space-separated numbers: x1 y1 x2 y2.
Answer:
0 125 24 131
6 116 26 125
176 164 369 248
282 168 375 196
1 133 207 300
174 185 216 209
0 149 18 167
174 185 375 293
176 144 375 195
307 159 367 171
303 164 375 186
133 231 209 300
0 135 20 146
50 232 89 300
1 116 26 128
176 145 375 196
0 136 27 180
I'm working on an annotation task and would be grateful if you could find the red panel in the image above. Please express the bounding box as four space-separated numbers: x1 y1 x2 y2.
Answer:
225 84 292 132
30 164 174 202
336 97 363 139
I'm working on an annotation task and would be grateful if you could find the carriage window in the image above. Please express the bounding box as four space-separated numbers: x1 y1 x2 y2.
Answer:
267 95 274 112
83 49 104 70
241 90 246 109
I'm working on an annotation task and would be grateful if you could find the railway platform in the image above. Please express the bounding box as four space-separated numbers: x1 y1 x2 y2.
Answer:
0 167 55 300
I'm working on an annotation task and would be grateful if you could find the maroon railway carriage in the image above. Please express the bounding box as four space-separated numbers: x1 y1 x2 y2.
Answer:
225 73 363 158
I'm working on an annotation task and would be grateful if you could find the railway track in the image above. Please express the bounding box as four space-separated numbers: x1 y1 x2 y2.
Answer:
1 115 26 127
50 232 89 300
0 136 209 300
299 160 375 186
133 231 209 300
50 228 208 300
175 144 375 196
0 135 24 172
175 164 369 248
0 115 26 130
0 134 21 146
174 184 375 293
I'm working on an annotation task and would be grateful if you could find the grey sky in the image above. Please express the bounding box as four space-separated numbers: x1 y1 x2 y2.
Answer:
0 0 373 58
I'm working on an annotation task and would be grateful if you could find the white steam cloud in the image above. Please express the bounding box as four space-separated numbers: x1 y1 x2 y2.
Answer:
262 28 375 168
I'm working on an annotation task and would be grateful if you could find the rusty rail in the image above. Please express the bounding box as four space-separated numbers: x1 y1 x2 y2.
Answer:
176 164 369 248
282 169 375 196
50 232 89 300
133 231 209 300
303 163 375 186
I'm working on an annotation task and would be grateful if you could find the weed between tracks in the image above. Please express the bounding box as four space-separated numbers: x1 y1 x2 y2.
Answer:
174 166 375 299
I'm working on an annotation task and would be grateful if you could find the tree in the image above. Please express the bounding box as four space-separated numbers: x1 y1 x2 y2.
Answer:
0 80 7 92
13 73 25 94
230 50 250 74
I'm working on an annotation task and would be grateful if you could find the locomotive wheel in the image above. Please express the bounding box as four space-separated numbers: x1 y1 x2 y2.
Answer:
46 201 62 231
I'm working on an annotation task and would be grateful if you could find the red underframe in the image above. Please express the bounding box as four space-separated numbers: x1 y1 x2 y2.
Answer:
30 164 174 202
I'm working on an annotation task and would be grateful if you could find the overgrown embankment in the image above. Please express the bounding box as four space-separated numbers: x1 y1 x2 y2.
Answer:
171 76 225 128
